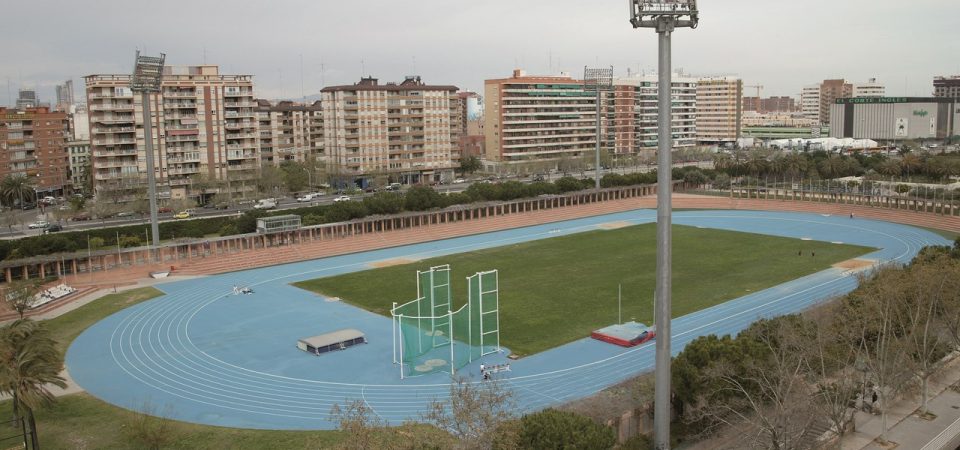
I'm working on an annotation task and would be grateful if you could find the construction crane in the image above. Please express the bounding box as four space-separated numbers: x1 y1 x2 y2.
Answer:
745 84 764 112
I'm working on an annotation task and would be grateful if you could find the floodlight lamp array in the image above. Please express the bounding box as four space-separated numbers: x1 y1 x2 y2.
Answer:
131 51 166 93
629 0 699 29
583 66 615 92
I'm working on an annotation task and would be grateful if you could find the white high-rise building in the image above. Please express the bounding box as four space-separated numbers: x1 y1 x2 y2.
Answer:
612 74 698 153
801 85 821 124
853 78 885 98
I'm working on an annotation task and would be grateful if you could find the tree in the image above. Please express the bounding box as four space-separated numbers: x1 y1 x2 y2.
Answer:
687 318 822 450
0 319 67 450
516 409 615 450
460 156 482 174
279 161 310 193
933 258 960 349
683 169 708 187
404 186 443 211
837 269 913 443
896 259 953 415
422 376 516 449
802 304 860 437
2 280 41 320
900 153 922 179
257 164 285 196
0 174 36 209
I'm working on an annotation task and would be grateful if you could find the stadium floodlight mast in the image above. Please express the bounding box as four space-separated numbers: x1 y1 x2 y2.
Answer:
583 66 614 190
130 50 165 258
629 1 698 449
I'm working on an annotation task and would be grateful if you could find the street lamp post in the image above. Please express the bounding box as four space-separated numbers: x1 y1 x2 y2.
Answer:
584 66 614 190
130 51 166 259
629 2 699 449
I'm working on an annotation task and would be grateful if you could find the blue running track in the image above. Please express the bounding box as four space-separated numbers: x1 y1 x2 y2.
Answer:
66 209 949 429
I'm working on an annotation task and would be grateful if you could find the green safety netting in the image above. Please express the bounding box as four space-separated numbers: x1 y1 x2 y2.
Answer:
393 266 500 378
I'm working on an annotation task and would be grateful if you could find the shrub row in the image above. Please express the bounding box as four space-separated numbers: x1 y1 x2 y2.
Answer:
1 175 664 261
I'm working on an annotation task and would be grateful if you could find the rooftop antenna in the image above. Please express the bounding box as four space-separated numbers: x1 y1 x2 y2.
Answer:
361 59 365 77
320 59 326 88
300 53 305 103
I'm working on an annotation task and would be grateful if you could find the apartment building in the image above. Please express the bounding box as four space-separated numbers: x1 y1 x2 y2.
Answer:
65 140 90 194
255 100 321 166
801 85 822 124
611 74 697 154
852 78 885 98
321 76 459 186
484 70 599 165
0 106 70 197
743 96 797 113
85 65 259 202
934 76 960 98
696 76 742 145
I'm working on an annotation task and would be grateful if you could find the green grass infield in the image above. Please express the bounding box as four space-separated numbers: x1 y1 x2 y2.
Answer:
295 224 875 356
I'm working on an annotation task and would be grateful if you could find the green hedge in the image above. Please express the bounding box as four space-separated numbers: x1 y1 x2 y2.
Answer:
1 176 658 261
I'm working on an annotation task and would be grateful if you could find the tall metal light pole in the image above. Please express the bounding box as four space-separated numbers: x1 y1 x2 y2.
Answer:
130 51 166 258
629 2 698 449
584 66 614 190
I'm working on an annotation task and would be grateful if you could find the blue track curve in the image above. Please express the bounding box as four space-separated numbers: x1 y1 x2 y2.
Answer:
66 210 948 429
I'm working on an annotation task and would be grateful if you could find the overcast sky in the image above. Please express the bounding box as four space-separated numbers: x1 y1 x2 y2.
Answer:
2 0 958 105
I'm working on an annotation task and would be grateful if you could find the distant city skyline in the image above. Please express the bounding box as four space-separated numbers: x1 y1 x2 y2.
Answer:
2 0 958 105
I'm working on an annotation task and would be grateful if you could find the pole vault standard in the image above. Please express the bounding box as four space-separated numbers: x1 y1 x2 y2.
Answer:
629 2 699 449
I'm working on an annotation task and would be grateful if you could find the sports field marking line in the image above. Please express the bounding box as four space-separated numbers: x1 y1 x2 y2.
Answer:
94 211 948 400
90 227 936 424
110 211 935 394
505 380 564 403
361 386 387 422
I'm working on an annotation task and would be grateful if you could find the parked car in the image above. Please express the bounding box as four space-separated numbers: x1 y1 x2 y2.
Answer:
58 204 71 211
158 206 173 213
532 174 545 182
453 178 466 184
43 224 63 234
41 196 56 205
28 220 50 229
72 213 91 221
333 195 351 203
174 211 191 219
296 193 317 202
115 211 135 218
20 203 36 210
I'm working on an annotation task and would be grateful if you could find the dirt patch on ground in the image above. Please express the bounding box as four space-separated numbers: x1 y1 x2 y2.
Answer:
598 221 632 230
833 259 874 271
369 258 420 268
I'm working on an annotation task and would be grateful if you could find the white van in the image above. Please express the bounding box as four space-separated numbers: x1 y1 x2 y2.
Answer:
254 198 277 210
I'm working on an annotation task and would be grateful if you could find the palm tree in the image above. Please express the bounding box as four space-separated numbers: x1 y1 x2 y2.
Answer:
0 174 35 209
900 153 922 180
712 152 733 172
0 319 67 450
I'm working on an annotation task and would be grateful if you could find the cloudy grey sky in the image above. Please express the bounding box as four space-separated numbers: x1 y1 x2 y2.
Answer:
2 0 958 105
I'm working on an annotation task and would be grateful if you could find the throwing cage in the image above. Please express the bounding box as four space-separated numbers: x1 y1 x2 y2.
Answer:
392 265 501 378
